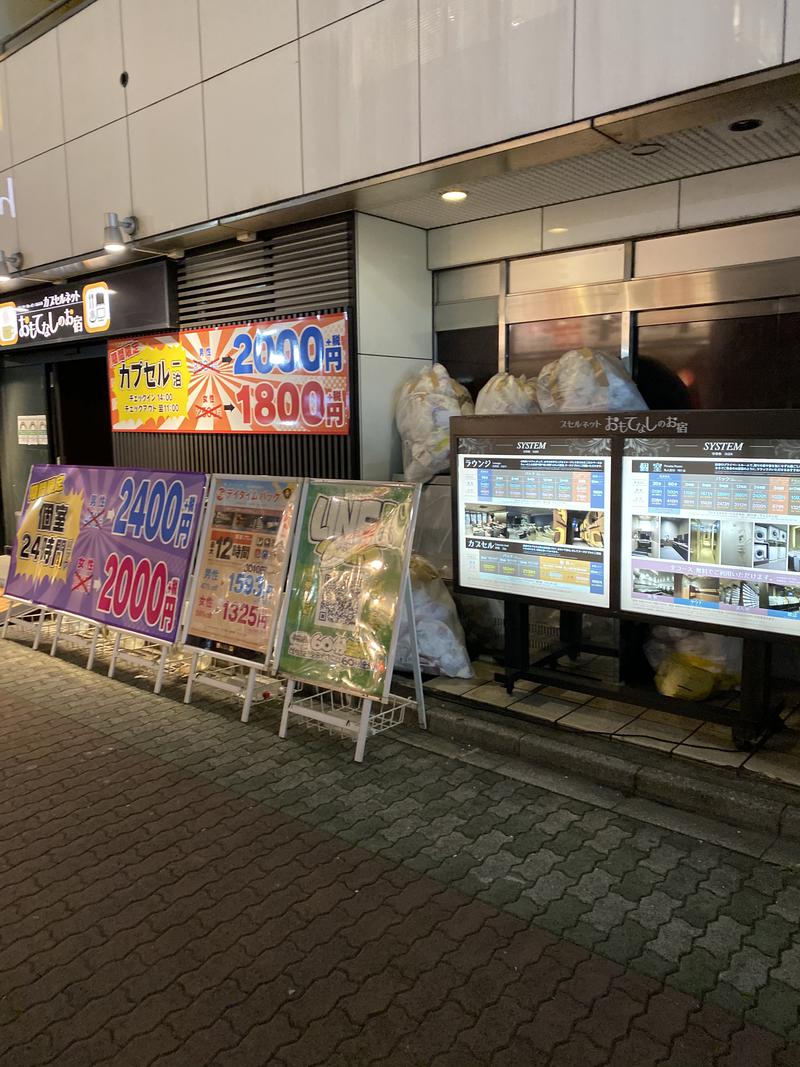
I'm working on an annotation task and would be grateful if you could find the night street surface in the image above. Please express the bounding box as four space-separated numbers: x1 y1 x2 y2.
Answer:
1 639 800 1066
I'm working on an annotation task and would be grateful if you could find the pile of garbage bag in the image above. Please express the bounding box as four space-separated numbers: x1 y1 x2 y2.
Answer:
395 555 473 678
395 364 473 482
475 372 539 415
537 348 647 413
645 626 742 700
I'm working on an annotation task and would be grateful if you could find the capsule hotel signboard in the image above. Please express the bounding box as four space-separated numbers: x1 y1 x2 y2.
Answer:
0 261 175 350
108 313 350 435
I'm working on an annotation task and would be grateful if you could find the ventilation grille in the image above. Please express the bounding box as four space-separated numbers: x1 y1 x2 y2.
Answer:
177 218 354 328
113 216 358 479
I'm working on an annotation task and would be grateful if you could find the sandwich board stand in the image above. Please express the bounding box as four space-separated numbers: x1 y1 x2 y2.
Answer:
1 464 207 694
181 475 302 722
450 410 800 750
275 479 425 762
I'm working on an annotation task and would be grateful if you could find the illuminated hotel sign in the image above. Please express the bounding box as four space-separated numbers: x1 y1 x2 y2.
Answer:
0 260 175 350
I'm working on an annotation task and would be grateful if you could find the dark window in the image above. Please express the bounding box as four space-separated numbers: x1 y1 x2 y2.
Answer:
635 313 798 410
436 326 497 400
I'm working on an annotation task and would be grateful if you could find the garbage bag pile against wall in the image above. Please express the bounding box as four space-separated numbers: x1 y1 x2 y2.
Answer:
396 555 473 678
537 348 647 413
475 372 540 415
645 626 742 701
396 364 474 483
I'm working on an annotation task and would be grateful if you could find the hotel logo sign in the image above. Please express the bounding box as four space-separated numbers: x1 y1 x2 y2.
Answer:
0 281 111 347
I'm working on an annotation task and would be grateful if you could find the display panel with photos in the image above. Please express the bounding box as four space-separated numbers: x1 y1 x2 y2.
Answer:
183 475 300 662
455 435 612 609
621 438 800 637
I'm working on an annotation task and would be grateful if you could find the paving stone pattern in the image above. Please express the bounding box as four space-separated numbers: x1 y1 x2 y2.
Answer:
1 639 800 1066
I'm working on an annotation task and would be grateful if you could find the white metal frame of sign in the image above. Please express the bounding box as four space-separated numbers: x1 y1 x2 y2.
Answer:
276 481 426 763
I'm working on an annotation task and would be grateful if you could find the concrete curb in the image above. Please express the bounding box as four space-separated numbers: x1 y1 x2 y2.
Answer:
422 698 800 842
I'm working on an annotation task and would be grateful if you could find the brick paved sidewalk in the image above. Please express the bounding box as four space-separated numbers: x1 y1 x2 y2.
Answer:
1 640 800 1065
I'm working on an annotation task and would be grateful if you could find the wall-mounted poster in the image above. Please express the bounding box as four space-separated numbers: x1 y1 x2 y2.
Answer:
4 465 206 643
277 481 419 700
17 415 48 446
108 313 349 435
183 475 300 662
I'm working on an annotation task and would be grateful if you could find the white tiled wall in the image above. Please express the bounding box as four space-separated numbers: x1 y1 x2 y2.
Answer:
299 0 380 36
204 46 302 218
0 0 797 267
428 209 542 269
58 0 125 142
300 0 419 191
359 353 427 480
787 0 800 61
121 0 201 113
14 149 72 266
128 88 207 237
199 0 297 79
7 31 63 164
0 66 11 173
542 183 679 249
680 156 800 230
635 216 800 277
66 120 131 255
419 0 573 160
0 169 19 254
355 213 432 479
574 0 784 118
356 214 431 358
509 245 627 293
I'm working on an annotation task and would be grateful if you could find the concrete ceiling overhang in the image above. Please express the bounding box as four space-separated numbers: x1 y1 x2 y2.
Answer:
5 60 800 288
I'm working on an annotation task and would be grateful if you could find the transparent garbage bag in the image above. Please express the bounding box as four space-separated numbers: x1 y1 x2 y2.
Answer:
396 363 474 482
395 556 473 678
645 625 742 700
537 348 647 413
475 372 540 415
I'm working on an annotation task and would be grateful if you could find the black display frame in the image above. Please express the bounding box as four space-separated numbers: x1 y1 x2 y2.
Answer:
452 408 800 644
450 412 619 617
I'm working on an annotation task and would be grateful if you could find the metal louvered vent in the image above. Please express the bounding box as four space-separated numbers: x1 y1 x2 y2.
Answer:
113 215 358 479
177 218 354 327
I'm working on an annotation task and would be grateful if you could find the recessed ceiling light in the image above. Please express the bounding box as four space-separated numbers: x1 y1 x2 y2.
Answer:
441 190 468 202
630 142 665 156
728 117 763 133
547 226 568 234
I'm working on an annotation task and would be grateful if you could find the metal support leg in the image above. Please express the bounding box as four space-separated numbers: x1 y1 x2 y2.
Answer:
501 601 529 693
240 666 257 724
154 645 169 695
735 638 775 749
404 581 427 729
354 699 372 763
108 631 122 678
184 649 198 704
50 613 63 657
32 609 46 651
87 626 100 671
279 679 295 739
1 601 11 639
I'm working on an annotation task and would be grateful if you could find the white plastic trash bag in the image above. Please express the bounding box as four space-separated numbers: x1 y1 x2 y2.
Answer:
645 625 742 700
396 556 473 679
537 348 647 413
396 363 474 482
475 372 540 415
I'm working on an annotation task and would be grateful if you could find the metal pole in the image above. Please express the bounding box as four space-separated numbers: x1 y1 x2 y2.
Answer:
154 645 168 695
354 699 372 763
184 648 198 704
279 679 295 738
240 666 258 724
50 613 63 657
